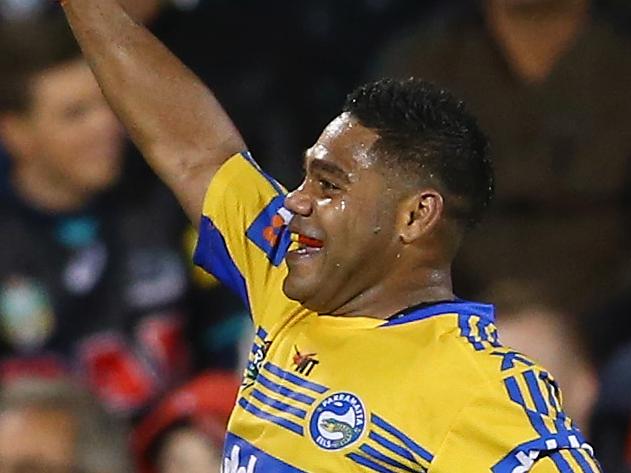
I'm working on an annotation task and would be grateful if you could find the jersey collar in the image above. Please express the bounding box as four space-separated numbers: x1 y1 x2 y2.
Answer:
381 299 495 327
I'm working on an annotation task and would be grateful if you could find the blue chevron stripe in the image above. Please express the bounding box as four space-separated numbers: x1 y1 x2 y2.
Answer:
504 375 551 436
347 453 396 473
256 373 315 405
371 415 433 463
540 371 571 433
570 449 596 473
238 397 303 436
263 362 328 394
524 370 549 416
549 451 573 472
458 314 485 351
251 389 307 419
368 431 419 465
359 444 419 472
255 326 267 340
492 430 590 472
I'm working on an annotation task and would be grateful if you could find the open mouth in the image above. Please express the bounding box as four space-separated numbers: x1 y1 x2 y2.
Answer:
289 233 324 255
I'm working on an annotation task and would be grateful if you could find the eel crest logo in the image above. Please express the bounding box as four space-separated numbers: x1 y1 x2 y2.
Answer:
309 392 365 451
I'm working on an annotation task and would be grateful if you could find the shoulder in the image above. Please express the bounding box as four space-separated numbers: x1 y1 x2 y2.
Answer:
396 303 561 416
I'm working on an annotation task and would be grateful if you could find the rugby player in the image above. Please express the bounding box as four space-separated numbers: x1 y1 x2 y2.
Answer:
58 1 601 470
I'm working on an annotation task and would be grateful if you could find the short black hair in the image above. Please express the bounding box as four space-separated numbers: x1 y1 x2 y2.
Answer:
0 16 82 113
344 78 494 229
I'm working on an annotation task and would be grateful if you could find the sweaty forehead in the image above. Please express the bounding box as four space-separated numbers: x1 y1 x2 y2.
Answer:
307 113 380 171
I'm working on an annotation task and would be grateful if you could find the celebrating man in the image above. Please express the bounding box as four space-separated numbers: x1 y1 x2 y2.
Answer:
58 1 600 471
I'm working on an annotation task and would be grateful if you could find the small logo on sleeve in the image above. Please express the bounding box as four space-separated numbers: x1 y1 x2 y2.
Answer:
292 345 319 376
246 196 293 266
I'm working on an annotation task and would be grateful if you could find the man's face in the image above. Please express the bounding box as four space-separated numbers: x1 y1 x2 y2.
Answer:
283 113 403 314
15 59 125 198
0 407 77 472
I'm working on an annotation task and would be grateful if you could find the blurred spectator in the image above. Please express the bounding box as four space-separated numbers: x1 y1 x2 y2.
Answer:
585 290 631 472
1 0 436 189
0 376 131 473
589 340 631 473
488 279 598 437
133 371 239 473
0 17 245 417
372 0 631 312
0 0 439 417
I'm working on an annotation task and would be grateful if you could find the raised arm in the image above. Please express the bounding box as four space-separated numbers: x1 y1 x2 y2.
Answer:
60 0 246 222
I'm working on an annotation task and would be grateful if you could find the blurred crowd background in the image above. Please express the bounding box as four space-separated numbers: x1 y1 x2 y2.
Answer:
1 0 631 471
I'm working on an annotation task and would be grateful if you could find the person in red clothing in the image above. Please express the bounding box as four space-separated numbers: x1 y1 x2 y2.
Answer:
133 371 240 473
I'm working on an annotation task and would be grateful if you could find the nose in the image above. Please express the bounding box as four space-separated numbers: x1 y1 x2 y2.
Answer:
284 183 312 217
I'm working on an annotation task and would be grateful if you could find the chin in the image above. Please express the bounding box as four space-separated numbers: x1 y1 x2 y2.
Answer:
282 275 307 303
283 275 318 305
82 166 122 192
283 277 336 314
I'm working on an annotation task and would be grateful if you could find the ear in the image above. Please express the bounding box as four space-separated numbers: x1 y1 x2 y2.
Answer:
398 189 445 244
0 113 35 161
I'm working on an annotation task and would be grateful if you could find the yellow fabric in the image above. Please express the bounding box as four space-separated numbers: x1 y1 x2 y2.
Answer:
194 152 600 472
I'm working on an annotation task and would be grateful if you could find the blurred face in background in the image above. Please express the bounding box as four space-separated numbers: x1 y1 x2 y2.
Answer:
157 427 222 473
2 58 125 208
0 407 77 473
497 307 598 435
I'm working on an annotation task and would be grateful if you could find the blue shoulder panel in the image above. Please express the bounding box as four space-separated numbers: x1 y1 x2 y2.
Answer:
193 215 250 310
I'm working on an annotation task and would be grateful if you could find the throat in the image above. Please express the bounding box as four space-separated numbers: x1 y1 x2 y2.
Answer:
325 269 455 320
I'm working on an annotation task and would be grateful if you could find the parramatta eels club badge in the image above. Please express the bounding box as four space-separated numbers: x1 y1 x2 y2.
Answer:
310 392 366 450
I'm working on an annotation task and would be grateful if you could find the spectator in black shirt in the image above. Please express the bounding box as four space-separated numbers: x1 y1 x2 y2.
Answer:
0 18 245 418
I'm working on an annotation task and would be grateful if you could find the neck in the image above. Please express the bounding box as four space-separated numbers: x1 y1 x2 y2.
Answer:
485 0 590 83
11 165 91 213
328 265 455 320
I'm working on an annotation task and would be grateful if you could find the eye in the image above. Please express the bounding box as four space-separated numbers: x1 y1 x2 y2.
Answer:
62 102 91 121
318 179 340 192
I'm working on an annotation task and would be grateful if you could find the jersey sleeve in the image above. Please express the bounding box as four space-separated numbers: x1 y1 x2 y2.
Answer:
192 151 298 328
529 450 602 472
428 367 601 472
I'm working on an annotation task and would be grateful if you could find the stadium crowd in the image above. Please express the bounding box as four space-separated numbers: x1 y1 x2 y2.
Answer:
0 0 630 471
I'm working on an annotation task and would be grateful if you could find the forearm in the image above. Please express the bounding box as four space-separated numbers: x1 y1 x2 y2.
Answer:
61 0 246 220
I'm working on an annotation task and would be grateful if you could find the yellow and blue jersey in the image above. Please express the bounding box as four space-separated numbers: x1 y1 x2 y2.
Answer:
193 152 601 472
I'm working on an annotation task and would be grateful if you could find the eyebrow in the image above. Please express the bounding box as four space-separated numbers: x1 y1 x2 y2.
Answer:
306 155 351 184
